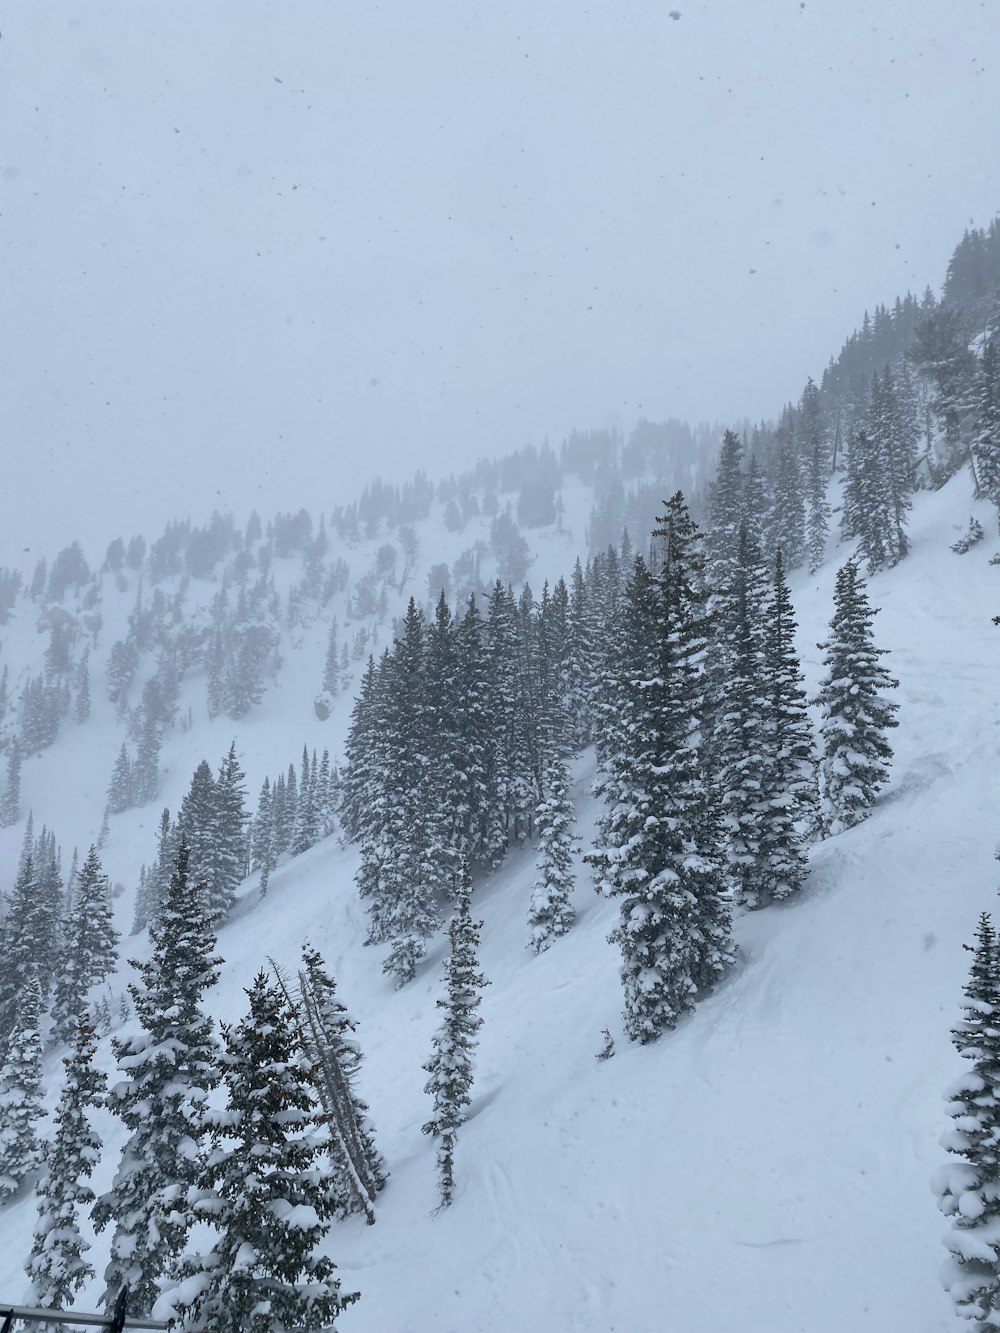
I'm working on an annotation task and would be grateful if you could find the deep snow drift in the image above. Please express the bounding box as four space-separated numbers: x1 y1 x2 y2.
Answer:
0 473 997 1331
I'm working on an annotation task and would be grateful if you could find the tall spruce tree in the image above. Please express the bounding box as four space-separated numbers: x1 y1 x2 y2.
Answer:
106 742 135 816
175 760 217 898
768 413 807 570
759 549 820 892
424 591 468 890
209 741 249 919
935 913 1000 1325
132 808 175 936
715 525 772 907
50 845 120 1047
322 618 341 695
0 739 22 828
973 334 1000 530
0 975 46 1202
708 428 745 584
801 378 831 573
528 752 578 953
868 365 915 566
588 494 733 1042
816 560 899 834
422 864 488 1208
715 543 819 908
173 971 359 1332
25 1016 107 1312
92 841 222 1319
455 594 493 867
0 855 47 1048
251 776 277 897
379 599 445 985
342 657 393 942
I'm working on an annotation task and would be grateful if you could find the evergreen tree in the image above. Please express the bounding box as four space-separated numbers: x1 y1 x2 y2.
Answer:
0 855 47 1047
935 913 1000 1325
50 846 120 1047
912 302 978 478
973 334 1000 530
379 600 445 984
18 810 35 875
760 549 820 890
175 760 217 903
209 741 249 919
322 618 341 695
768 414 807 570
25 1016 107 1312
740 452 769 550
33 826 67 998
73 650 91 724
801 379 831 573
454 595 493 867
843 368 915 575
0 975 46 1201
528 753 578 953
133 710 162 806
816 560 900 834
868 366 915 566
706 428 746 617
0 739 22 828
292 744 318 855
93 841 222 1319
423 591 467 890
271 770 291 857
715 526 773 908
715 539 818 908
252 777 277 897
20 673 66 752
105 742 135 816
422 864 488 1208
565 559 596 748
132 809 175 935
588 496 734 1041
283 763 299 850
484 580 535 859
317 749 336 837
173 971 359 1332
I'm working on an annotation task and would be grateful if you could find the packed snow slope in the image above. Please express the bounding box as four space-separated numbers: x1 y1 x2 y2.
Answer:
1 474 998 1331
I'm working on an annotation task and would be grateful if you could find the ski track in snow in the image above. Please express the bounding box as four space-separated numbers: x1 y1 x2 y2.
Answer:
0 474 996 1330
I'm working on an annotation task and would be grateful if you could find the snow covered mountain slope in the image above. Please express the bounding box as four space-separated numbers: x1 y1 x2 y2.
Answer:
0 472 997 1331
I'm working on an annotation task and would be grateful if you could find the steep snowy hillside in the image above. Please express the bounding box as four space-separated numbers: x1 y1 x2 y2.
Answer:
0 470 995 1330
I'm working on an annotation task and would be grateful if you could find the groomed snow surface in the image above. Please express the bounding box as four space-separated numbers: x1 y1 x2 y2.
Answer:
1 474 998 1331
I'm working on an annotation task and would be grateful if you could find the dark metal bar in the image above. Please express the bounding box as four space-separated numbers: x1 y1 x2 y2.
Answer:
0 1305 166 1330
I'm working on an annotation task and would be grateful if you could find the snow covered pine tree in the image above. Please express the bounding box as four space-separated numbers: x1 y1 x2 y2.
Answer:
25 1015 107 1316
93 840 222 1320
173 970 359 1332
528 751 578 952
423 863 489 1208
0 975 46 1202
588 494 733 1041
816 559 899 834
935 912 1000 1324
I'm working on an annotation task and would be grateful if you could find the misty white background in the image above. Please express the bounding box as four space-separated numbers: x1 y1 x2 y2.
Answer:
1 0 997 556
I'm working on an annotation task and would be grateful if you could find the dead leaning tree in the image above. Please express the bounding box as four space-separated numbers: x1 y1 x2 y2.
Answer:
269 952 384 1226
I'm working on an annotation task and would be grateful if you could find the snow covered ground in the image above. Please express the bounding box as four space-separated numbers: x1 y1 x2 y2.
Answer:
0 472 997 1330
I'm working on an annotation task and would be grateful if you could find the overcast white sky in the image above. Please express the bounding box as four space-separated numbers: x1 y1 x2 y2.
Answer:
1 0 997 560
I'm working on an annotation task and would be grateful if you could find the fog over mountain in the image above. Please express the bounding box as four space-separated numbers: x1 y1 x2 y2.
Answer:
2 0 997 553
